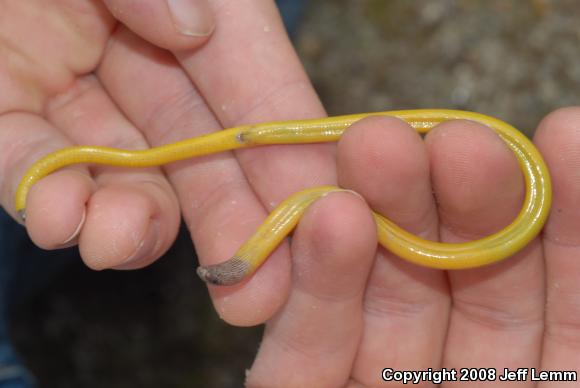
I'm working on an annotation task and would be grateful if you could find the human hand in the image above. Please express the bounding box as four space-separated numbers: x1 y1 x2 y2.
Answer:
4 0 358 353
0 0 217 268
244 108 580 387
0 0 331 290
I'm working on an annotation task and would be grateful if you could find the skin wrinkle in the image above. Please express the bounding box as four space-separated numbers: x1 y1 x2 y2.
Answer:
452 298 545 331
363 277 440 319
45 76 97 115
229 78 318 126
451 252 546 331
380 203 436 237
0 2 44 69
144 87 211 144
438 221 504 242
11 14 70 95
0 44 44 112
294 280 366 305
0 34 36 78
363 293 432 319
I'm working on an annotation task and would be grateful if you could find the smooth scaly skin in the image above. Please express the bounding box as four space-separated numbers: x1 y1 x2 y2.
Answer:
15 110 552 285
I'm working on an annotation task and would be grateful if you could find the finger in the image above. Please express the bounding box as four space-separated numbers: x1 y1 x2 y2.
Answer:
534 107 580 378
426 120 544 381
102 0 214 50
174 0 336 325
337 116 449 385
246 192 377 387
177 0 335 205
0 0 113 230
98 28 291 324
0 113 94 246
45 75 180 270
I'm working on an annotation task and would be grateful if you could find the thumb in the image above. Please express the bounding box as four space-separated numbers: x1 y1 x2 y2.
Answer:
102 0 215 51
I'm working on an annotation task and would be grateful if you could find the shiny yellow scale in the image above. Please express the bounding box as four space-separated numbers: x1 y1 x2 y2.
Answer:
15 110 552 285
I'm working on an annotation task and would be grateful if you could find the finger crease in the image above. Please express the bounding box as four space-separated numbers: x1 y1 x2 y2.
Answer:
363 290 434 319
227 78 315 126
453 299 543 331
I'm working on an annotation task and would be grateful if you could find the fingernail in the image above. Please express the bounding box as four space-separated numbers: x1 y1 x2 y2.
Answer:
62 208 87 246
167 0 215 37
122 220 160 265
321 188 367 203
342 189 367 202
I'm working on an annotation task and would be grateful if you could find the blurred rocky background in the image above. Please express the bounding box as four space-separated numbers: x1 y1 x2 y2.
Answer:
11 1 580 387
298 0 580 135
